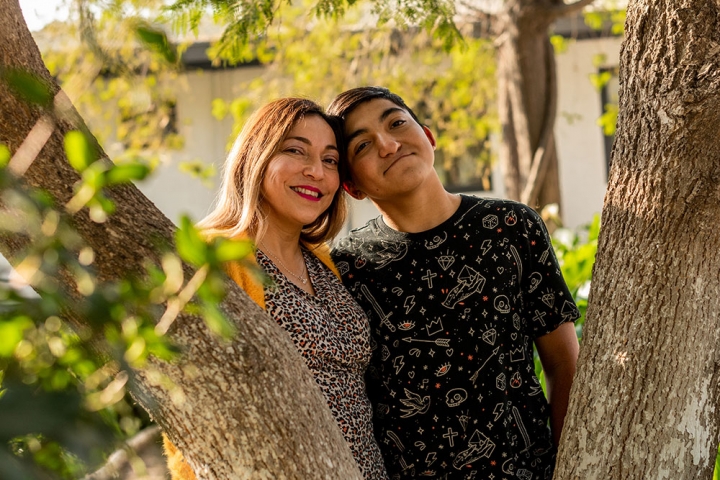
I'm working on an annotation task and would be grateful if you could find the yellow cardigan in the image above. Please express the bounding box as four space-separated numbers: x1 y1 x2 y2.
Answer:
163 243 339 480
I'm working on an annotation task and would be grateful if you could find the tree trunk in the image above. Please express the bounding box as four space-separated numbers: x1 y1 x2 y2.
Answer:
494 0 593 219
0 0 361 478
555 1 720 478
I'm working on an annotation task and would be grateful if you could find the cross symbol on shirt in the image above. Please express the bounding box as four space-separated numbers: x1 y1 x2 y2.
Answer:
443 428 458 447
422 270 437 288
533 310 547 326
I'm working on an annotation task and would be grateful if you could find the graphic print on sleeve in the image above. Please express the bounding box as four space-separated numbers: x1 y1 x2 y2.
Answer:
332 195 580 480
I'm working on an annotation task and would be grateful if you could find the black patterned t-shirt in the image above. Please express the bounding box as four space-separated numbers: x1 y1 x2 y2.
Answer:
332 195 580 480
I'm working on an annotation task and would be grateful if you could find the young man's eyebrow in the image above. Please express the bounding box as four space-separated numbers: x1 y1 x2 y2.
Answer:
345 107 407 145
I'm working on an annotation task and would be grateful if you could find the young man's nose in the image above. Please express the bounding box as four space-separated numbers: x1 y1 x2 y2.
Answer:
377 134 401 157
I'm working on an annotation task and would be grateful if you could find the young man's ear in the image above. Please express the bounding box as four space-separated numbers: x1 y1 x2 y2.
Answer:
342 181 367 200
422 125 437 149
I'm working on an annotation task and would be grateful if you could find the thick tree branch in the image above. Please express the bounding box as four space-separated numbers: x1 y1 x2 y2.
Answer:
521 38 557 206
504 34 534 185
457 1 499 37
496 54 522 200
550 0 596 21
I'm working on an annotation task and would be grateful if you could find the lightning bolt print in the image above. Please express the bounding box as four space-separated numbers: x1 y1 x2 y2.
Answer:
425 452 437 466
480 239 493 255
404 295 416 314
393 355 406 374
493 402 505 421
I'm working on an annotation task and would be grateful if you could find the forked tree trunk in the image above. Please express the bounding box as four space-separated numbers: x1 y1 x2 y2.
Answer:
493 0 593 218
0 0 361 478
555 1 720 478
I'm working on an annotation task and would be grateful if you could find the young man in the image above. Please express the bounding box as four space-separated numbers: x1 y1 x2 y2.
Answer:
328 87 580 480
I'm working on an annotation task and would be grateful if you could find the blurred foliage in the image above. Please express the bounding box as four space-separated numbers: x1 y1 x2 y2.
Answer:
206 1 498 190
597 102 618 136
164 0 459 52
584 7 626 36
0 126 251 477
551 214 601 341
38 0 184 170
550 34 569 54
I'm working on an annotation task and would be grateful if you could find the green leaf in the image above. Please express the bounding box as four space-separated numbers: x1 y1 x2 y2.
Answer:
105 163 151 185
214 238 254 263
589 71 612 91
584 11 604 31
211 98 228 120
201 303 236 339
592 53 608 68
0 317 33 357
0 144 10 168
175 216 207 266
64 131 95 172
597 103 619 136
134 23 178 64
550 35 569 55
1 69 53 107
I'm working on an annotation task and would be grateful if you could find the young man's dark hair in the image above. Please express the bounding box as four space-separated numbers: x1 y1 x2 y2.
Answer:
328 86 422 126
329 86 581 480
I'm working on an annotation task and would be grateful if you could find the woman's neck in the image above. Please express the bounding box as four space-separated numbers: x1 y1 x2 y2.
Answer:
254 224 314 293
253 219 303 251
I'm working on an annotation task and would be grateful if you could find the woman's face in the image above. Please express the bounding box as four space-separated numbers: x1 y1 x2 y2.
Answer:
260 115 341 234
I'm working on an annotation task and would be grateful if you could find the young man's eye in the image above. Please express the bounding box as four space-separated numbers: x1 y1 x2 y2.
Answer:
391 119 406 128
354 141 369 155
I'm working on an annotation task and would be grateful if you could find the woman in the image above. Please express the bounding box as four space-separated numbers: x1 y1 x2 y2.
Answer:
163 98 388 480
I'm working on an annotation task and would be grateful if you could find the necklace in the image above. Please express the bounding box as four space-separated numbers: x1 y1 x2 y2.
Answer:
259 242 309 285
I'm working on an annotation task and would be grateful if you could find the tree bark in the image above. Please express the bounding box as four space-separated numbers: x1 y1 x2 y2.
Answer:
493 0 594 218
0 0 361 478
555 0 720 478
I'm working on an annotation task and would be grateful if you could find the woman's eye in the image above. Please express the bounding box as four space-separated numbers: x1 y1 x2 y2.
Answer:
285 147 303 154
323 157 339 166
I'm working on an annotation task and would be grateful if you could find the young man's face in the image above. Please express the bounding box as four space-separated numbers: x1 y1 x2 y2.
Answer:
342 98 436 202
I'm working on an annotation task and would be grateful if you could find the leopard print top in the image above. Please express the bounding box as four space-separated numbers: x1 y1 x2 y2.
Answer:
259 248 388 480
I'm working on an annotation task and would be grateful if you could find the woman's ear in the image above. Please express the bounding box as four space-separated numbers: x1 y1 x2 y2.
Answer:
343 181 367 200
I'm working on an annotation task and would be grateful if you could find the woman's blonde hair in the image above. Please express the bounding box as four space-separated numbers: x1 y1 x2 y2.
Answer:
197 98 347 244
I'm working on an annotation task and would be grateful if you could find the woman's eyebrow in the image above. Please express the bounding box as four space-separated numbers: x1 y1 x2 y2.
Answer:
285 136 338 151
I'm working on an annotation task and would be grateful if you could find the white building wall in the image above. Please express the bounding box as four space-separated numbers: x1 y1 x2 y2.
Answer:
134 66 265 224
553 36 622 229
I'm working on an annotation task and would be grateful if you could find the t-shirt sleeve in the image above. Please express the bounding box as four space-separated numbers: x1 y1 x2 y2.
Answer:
518 206 580 338
330 237 354 285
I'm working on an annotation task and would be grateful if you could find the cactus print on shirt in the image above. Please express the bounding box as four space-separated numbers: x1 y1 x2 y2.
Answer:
332 196 580 480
